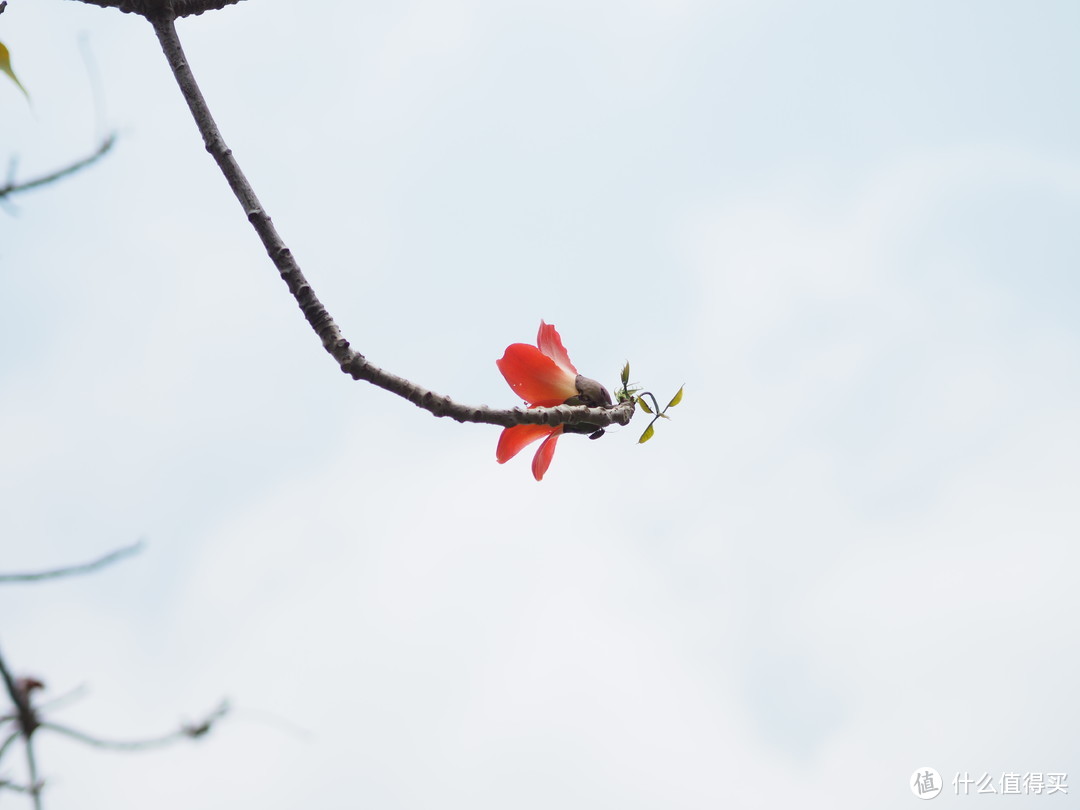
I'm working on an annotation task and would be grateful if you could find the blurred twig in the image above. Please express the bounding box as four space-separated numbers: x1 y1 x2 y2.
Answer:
0 540 142 584
1 641 229 808
0 134 117 203
0 778 34 794
40 700 230 752
0 649 44 810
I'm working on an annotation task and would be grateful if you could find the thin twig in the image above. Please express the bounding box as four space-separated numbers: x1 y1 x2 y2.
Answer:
0 541 143 584
0 729 19 762
24 738 42 810
229 705 312 741
148 16 633 432
40 700 229 752
0 649 37 739
0 134 117 201
78 34 109 144
31 684 89 715
0 647 43 810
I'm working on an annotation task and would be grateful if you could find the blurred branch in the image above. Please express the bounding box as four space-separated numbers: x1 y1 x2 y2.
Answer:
40 700 230 752
0 134 117 203
147 16 632 433
0 652 40 741
2 640 228 808
0 729 20 760
30 684 89 715
0 778 34 795
0 541 143 584
22 740 42 810
229 705 312 741
0 648 44 810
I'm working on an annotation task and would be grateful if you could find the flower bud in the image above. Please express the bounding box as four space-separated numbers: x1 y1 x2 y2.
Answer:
574 374 612 407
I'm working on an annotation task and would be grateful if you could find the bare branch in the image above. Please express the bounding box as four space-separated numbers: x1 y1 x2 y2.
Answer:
0 729 20 761
40 700 229 752
0 650 39 740
148 16 633 433
0 648 44 809
23 738 42 810
2 641 227 808
30 684 89 716
0 134 117 202
0 541 143 584
0 778 34 795
228 705 312 741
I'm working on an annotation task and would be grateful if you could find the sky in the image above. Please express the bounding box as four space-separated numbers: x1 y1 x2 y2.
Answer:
2 0 1079 807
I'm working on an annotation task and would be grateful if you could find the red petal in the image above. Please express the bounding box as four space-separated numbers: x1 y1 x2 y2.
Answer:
497 343 579 406
537 321 578 375
531 430 562 481
497 423 558 464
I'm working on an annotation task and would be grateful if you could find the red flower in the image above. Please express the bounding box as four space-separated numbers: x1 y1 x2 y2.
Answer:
496 421 565 482
495 321 582 481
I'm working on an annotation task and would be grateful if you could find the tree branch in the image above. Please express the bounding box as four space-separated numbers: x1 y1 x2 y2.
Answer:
0 648 43 810
39 700 229 752
0 778 35 796
0 729 20 762
0 541 143 584
0 650 39 741
23 737 42 810
1 641 227 808
0 134 117 202
147 16 633 432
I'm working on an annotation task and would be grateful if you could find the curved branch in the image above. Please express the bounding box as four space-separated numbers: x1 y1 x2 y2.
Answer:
148 16 632 432
0 729 19 762
0 134 117 201
39 700 229 752
0 778 34 795
0 541 143 584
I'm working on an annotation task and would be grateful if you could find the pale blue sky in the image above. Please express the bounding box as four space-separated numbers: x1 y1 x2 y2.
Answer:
2 1 1079 808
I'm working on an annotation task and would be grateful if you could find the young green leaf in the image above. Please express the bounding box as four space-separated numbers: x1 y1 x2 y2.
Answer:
636 396 653 414
620 361 630 386
638 423 655 443
0 41 30 100
666 385 684 409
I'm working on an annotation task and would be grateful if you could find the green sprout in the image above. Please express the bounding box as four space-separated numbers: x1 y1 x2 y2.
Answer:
616 362 684 444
